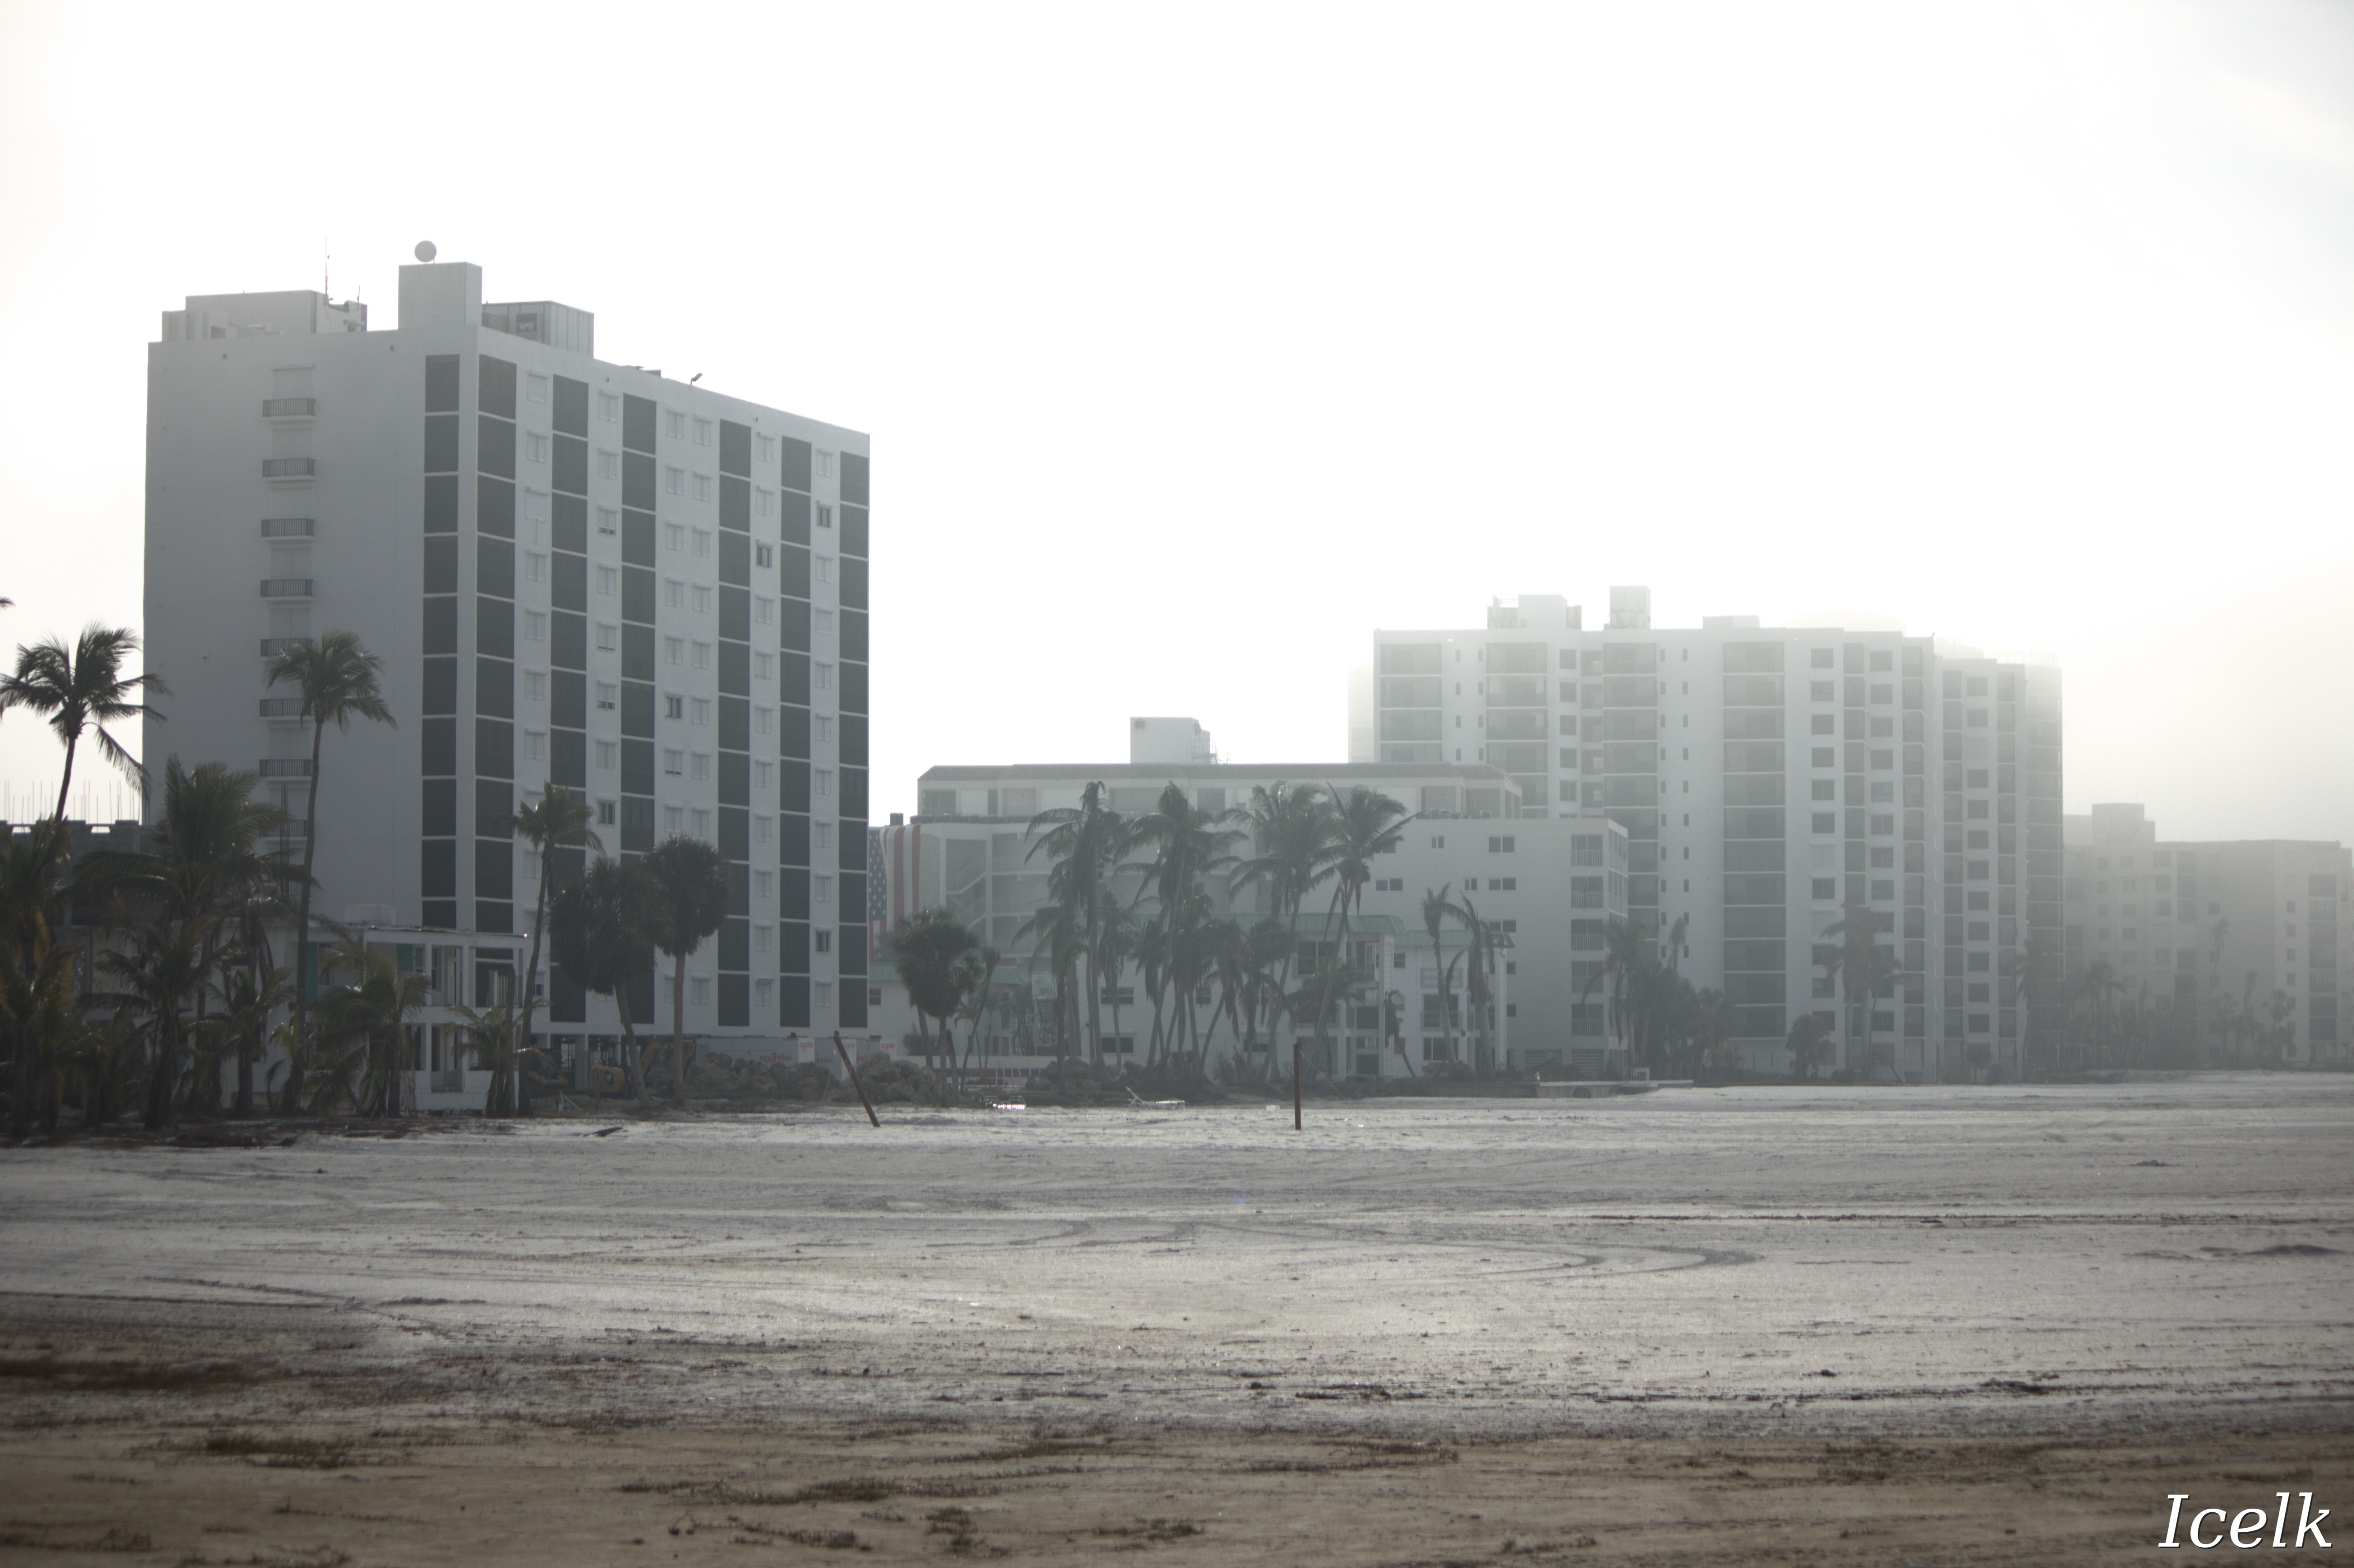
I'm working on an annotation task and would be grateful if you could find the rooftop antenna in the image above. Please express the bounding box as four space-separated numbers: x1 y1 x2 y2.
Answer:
323 235 330 298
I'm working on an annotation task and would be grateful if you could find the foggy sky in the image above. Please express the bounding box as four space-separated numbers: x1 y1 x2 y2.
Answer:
1 1 2348 844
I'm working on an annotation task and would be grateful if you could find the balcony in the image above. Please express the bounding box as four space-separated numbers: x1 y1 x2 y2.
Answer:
262 398 317 418
260 578 314 599
259 517 314 538
258 759 313 779
259 637 310 658
262 457 316 482
259 697 305 718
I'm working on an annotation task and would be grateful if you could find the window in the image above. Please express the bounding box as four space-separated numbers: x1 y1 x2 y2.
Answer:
756 434 775 464
816 768 834 797
690 529 711 558
754 596 774 625
1493 876 1517 891
817 451 836 479
663 749 685 776
1811 714 1834 735
753 651 774 681
815 874 833 901
816 556 833 584
754 815 773 844
526 371 549 404
666 410 687 440
691 474 713 502
753 760 772 791
815 609 835 636
1487 836 1515 853
597 449 619 480
595 681 617 711
753 707 774 735
596 507 618 536
693 417 713 447
1811 780 1835 801
1810 681 1833 701
597 392 619 423
691 584 712 613
1812 812 1836 834
523 611 546 641
754 869 773 899
525 432 549 463
595 740 617 770
663 805 685 834
815 821 835 850
664 523 685 552
665 693 685 721
665 578 686 608
690 752 711 782
691 976 712 1005
1812 747 1834 766
524 669 548 702
756 491 775 520
1431 835 1445 849
816 503 834 530
525 490 550 524
815 714 833 743
664 466 685 496
525 551 547 583
663 636 684 664
690 697 711 726
815 661 835 690
755 923 773 953
691 641 712 669
597 798 617 824
815 980 834 1007
523 730 546 761
1813 878 1837 900
596 565 619 596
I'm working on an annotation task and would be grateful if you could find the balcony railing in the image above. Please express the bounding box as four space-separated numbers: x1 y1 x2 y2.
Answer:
260 517 315 538
258 759 313 779
259 697 305 718
262 398 317 418
259 637 310 658
261 457 316 479
260 578 314 598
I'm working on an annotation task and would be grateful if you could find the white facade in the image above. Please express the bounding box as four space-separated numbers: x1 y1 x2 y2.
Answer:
144 258 871 1077
1373 591 2066 1081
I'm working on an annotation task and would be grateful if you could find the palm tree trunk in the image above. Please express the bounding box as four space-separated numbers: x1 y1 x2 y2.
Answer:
52 730 79 823
283 718 326 1114
517 857 553 1113
670 949 689 1103
617 988 648 1104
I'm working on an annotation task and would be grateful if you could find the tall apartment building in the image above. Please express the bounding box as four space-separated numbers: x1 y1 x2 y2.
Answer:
2064 803 2348 1063
145 257 871 1058
1363 590 2065 1081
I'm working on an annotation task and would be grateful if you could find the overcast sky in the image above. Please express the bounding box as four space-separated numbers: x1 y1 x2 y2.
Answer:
2 1 2349 842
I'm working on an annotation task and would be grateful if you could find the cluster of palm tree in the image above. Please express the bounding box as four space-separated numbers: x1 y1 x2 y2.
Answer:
2062 951 2301 1072
896 780 1435 1101
1571 911 1741 1079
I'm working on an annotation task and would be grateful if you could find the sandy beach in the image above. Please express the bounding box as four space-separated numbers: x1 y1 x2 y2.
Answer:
3 1077 2349 1563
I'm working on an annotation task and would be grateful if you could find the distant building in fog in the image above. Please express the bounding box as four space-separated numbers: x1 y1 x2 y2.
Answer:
1358 588 2065 1082
2065 804 2348 1063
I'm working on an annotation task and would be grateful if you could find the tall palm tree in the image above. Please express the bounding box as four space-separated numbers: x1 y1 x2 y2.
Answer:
1455 890 1499 1072
267 630 392 1107
1230 783 1332 1070
1127 782 1244 1050
547 856 662 1103
642 835 729 1102
101 917 229 1130
315 939 432 1116
1293 784 1410 1118
895 908 979 1068
1821 899 1901 1077
1575 916 1647 1075
0 820 76 1137
1026 783 1124 1061
0 625 170 820
1419 885 1457 1068
507 785 600 1104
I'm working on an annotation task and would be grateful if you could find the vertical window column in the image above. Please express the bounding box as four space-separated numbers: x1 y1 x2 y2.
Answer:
420 355 462 929
475 356 519 933
619 394 660 856
837 452 871 1027
548 376 592 799
777 437 814 1028
714 418 755 1027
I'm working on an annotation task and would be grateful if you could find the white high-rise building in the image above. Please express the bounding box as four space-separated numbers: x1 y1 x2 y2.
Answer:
144 256 871 1065
1365 591 2066 1081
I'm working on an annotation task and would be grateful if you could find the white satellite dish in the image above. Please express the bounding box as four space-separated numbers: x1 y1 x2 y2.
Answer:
414 240 438 263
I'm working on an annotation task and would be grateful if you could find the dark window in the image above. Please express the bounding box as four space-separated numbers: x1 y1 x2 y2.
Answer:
478 476 515 538
423 596 458 655
621 566 656 624
622 624 654 681
780 544 810 599
550 611 586 670
424 474 458 533
475 779 511 836
720 475 750 534
719 585 750 641
551 493 586 552
622 738 654 794
719 529 750 587
550 669 586 728
840 662 868 716
424 414 459 473
840 714 867 769
551 552 587 611
424 354 460 414
780 652 810 706
719 419 751 476
552 376 589 437
479 355 516 419
477 596 513 659
550 729 586 787
422 778 457 836
476 656 513 717
622 394 657 454
778 489 810 545
421 840 457 897
424 535 458 594
475 718 513 779
780 597 810 652
778 436 811 491
421 717 458 775
422 655 457 715
477 537 514 598
780 704 810 760
841 505 868 558
622 510 656 567
621 796 655 852
840 608 868 662
475 839 512 898
622 450 655 509
552 433 588 494
478 414 516 478
839 556 868 610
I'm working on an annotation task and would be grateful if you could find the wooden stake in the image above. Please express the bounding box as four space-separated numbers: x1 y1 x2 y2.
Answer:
835 1032 880 1128
1293 1036 1302 1131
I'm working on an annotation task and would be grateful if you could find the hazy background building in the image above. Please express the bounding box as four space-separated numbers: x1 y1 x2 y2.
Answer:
2065 803 2348 1064
1361 589 2065 1080
144 256 871 1065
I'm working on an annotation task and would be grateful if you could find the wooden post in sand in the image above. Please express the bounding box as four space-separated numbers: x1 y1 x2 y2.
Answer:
834 1032 880 1128
1292 1036 1302 1131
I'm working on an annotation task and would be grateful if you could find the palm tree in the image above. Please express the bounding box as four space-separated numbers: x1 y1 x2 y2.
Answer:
0 625 170 820
1296 784 1410 1119
1025 783 1125 1061
642 835 729 1102
1454 890 1500 1072
0 820 76 1137
950 943 999 1081
895 908 979 1068
547 856 662 1103
208 965 291 1120
1821 900 1901 1077
1126 782 1244 1051
267 631 393 1107
101 917 229 1130
451 1003 527 1109
507 785 600 1103
1230 782 1332 1073
1419 885 1457 1068
1575 915 1651 1075
1785 1011 1834 1080
314 940 432 1116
